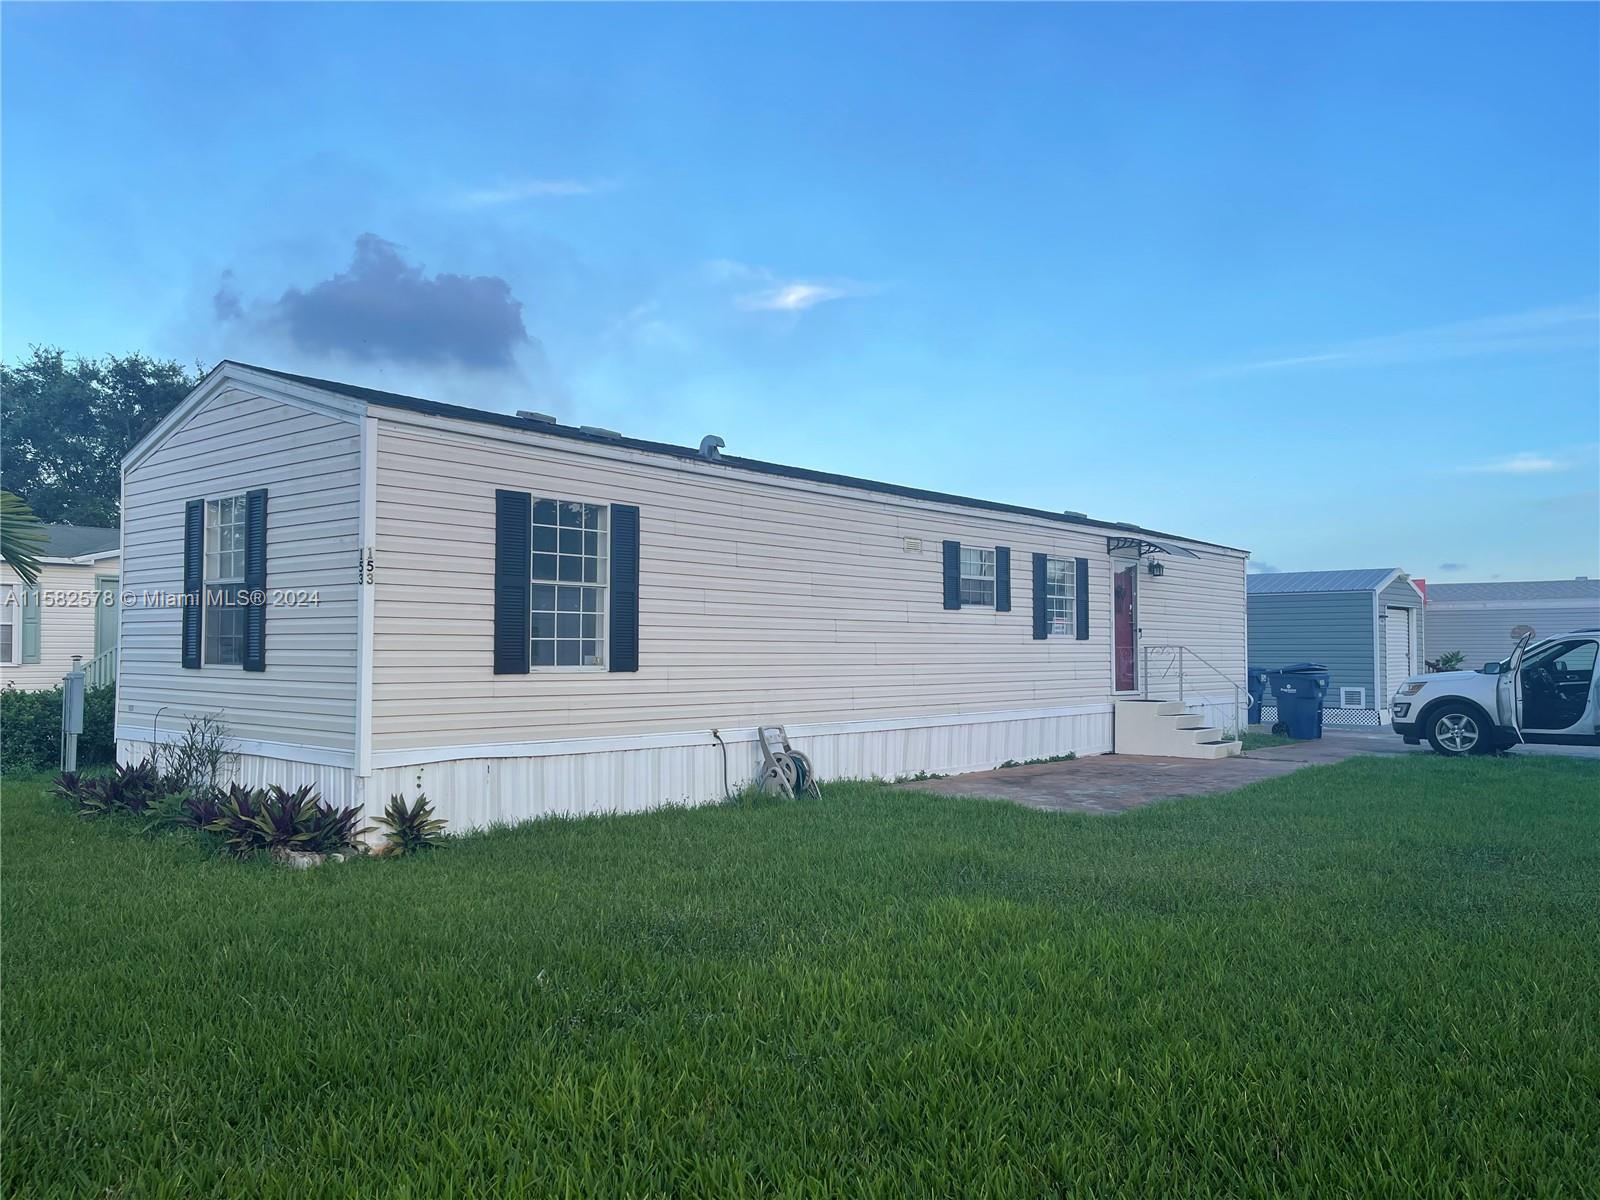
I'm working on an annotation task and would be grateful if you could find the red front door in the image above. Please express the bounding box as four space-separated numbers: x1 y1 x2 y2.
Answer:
1114 564 1138 691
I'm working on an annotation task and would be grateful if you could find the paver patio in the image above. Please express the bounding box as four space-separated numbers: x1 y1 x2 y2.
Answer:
897 730 1597 814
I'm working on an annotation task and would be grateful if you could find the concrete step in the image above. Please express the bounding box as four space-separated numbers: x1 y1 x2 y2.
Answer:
1113 699 1242 758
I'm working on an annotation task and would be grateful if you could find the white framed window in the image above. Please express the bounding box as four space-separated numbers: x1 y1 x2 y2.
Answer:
530 499 608 667
0 584 17 666
1340 686 1366 708
959 546 995 607
204 494 247 666
1044 556 1076 636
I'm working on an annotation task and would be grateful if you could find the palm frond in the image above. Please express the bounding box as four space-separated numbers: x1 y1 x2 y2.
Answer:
0 490 47 588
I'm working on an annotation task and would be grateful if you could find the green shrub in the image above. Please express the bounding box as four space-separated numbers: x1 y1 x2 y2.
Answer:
376 793 448 855
0 683 115 775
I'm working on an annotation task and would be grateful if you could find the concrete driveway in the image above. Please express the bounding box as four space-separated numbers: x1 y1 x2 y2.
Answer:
897 730 1598 815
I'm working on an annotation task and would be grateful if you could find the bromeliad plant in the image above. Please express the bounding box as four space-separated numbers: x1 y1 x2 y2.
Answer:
376 793 448 855
205 783 370 858
59 759 173 819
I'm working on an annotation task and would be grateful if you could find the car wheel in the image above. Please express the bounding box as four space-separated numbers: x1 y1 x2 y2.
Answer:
1426 706 1489 756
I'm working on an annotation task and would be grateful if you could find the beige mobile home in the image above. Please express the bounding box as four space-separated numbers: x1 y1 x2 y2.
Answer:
117 362 1248 828
1 525 121 692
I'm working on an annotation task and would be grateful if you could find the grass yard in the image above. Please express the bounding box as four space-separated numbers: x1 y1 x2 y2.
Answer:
1241 729 1298 751
4 756 1599 1198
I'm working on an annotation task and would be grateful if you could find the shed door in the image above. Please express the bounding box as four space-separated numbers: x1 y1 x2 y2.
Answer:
1384 607 1413 692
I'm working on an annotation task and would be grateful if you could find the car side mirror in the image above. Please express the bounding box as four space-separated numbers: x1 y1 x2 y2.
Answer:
1482 662 1503 675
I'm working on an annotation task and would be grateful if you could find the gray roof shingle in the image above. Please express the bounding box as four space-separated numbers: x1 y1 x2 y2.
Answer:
40 525 120 559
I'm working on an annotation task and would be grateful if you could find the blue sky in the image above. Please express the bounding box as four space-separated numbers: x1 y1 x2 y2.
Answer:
4 3 1596 580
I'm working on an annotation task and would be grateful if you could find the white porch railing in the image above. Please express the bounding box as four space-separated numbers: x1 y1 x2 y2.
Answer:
82 646 118 689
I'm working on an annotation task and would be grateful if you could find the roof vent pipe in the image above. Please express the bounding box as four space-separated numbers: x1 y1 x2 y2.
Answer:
699 435 725 461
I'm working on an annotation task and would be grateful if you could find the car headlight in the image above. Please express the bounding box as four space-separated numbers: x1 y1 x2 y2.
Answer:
1397 682 1428 697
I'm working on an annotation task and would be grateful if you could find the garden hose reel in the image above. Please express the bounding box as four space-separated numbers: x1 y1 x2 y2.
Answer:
755 725 821 800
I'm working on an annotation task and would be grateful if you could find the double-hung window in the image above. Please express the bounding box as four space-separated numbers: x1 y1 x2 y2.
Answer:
204 494 247 665
530 499 608 667
959 546 996 607
1044 555 1076 636
0 584 17 666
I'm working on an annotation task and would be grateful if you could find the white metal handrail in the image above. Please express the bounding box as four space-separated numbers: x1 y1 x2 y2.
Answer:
1140 644 1245 730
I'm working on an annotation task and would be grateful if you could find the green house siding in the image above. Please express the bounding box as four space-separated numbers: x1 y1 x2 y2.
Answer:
1247 591 1377 709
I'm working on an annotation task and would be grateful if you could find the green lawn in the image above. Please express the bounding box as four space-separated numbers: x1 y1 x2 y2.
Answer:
5 757 1599 1198
1241 729 1298 751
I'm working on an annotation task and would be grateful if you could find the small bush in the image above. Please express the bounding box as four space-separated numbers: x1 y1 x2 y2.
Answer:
156 715 236 796
376 794 448 855
0 683 115 775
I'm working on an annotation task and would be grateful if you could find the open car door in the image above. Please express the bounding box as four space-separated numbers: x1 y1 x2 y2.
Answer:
1495 631 1532 743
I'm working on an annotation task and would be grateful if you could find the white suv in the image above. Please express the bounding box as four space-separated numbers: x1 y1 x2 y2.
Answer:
1391 629 1600 756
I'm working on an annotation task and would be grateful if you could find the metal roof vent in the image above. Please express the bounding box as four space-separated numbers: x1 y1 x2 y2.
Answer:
1061 510 1087 520
579 425 622 440
517 410 557 424
699 434 725 461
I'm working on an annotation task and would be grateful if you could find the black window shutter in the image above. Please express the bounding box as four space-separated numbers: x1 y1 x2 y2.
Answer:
181 499 203 669
609 504 640 672
493 490 531 674
1074 557 1090 640
995 546 1011 612
942 540 961 609
242 488 268 672
1032 553 1048 640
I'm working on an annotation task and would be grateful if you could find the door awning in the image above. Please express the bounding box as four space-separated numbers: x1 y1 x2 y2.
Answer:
1106 535 1201 559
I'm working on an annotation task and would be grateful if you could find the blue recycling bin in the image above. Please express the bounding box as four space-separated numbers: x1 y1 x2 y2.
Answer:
1246 666 1270 725
1266 663 1331 740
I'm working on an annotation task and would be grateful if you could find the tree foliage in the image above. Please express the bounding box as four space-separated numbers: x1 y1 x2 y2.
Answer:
1 347 201 525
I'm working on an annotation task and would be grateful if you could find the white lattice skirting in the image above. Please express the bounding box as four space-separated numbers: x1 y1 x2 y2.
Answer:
1256 703 1385 729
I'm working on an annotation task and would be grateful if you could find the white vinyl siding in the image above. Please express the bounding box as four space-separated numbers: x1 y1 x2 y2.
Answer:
1132 551 1249 714
370 411 1247 753
117 386 361 751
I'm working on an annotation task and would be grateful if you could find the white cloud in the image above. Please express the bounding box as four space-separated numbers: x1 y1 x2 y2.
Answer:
1201 301 1599 377
1461 452 1568 475
453 179 613 207
703 259 875 314
737 282 859 312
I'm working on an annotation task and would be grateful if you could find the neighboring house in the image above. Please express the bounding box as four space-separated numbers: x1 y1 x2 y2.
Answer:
0 525 121 691
115 362 1249 827
1247 568 1425 725
1424 578 1600 669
